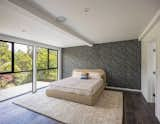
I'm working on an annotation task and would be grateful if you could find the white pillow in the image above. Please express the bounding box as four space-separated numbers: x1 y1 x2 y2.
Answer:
72 72 82 78
89 72 102 79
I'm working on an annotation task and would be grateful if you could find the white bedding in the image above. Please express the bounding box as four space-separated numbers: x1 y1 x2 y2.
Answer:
48 77 104 96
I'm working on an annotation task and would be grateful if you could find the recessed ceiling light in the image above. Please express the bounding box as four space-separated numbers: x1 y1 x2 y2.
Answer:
84 8 90 13
56 16 66 23
22 29 26 32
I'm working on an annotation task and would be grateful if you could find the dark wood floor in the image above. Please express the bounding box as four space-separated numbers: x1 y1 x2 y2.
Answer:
123 91 159 124
0 90 159 124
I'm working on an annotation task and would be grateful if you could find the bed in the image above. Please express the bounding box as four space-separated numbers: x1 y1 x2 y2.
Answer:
46 69 106 105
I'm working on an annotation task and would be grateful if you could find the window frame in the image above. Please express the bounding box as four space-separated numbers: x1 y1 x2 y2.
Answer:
0 40 58 81
0 40 13 74
36 47 48 70
36 48 58 71
48 49 58 69
14 42 33 73
37 48 58 80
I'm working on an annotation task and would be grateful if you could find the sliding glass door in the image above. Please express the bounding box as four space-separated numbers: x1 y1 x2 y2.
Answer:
13 43 33 91
0 41 12 89
0 41 33 101
36 47 58 89
0 40 58 101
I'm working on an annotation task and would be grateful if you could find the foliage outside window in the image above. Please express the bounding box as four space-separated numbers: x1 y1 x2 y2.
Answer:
0 41 12 73
49 50 58 68
36 47 58 82
37 48 48 70
14 43 32 72
0 41 58 89
0 41 33 89
37 69 57 82
0 72 32 89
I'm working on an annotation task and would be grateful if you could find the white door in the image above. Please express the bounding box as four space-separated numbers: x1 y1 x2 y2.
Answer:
147 41 156 103
155 40 160 121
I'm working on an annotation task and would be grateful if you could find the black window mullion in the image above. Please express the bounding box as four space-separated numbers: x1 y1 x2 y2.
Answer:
56 50 58 69
11 42 14 73
48 49 49 69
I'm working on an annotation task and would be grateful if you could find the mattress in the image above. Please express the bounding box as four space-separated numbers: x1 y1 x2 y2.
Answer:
47 77 104 96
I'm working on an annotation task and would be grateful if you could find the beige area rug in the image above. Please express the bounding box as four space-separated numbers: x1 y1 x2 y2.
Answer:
14 90 123 124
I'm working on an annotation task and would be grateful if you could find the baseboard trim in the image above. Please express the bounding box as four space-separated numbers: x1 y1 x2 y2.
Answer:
106 86 141 92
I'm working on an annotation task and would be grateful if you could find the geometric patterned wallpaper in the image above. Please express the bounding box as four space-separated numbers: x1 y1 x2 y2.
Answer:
62 39 141 89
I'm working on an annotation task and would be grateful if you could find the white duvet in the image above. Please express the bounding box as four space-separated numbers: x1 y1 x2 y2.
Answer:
48 77 104 96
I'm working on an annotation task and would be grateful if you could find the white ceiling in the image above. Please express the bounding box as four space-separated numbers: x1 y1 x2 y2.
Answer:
0 0 160 48
0 0 92 48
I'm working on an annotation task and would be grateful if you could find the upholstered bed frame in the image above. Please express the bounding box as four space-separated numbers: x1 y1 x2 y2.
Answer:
46 69 106 106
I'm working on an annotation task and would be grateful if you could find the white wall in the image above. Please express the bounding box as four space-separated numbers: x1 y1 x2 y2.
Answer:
141 40 156 103
156 40 160 121
141 12 160 121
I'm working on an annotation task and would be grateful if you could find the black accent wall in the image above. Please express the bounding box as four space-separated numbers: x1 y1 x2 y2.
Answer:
62 40 141 89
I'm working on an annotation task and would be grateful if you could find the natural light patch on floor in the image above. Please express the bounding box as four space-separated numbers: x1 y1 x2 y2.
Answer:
0 81 50 101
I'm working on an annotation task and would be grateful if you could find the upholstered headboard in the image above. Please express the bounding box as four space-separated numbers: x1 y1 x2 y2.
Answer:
72 69 107 83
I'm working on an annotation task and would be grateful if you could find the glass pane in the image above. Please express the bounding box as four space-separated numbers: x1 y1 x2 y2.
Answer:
0 41 12 72
13 72 32 86
14 43 32 72
0 72 32 89
0 72 32 101
49 69 58 81
37 48 48 69
37 69 57 82
49 50 58 68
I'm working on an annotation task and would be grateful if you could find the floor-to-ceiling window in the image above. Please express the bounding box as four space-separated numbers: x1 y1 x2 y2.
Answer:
0 40 58 101
14 43 33 88
0 41 12 73
36 47 58 89
0 41 33 101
